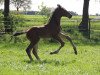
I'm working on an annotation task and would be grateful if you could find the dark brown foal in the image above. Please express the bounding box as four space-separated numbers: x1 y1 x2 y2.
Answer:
13 4 77 62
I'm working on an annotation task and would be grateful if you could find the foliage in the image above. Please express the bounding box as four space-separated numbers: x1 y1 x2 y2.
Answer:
0 11 3 20
0 0 32 11
0 0 4 5
38 2 52 24
0 12 4 31
8 14 26 32
0 14 25 33
38 2 52 17
11 0 32 11
0 8 26 32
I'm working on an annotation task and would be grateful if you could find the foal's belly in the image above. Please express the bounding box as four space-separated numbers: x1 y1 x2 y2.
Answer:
28 26 59 38
38 28 51 38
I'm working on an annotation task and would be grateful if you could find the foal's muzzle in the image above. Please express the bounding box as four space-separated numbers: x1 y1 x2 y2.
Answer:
68 15 72 19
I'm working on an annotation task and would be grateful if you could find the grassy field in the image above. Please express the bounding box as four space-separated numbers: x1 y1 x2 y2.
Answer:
0 15 100 75
12 15 100 41
0 41 100 75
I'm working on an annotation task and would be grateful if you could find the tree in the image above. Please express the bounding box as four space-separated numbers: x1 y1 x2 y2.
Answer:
0 0 12 33
4 0 12 32
4 0 10 19
78 0 90 38
11 0 32 12
22 0 31 14
78 0 100 38
38 2 52 16
0 0 4 5
38 2 52 24
79 0 90 31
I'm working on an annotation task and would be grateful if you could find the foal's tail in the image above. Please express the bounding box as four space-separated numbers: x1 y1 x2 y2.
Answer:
13 31 27 36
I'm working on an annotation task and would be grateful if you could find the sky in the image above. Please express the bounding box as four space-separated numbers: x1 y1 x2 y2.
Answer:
31 0 100 15
0 0 100 15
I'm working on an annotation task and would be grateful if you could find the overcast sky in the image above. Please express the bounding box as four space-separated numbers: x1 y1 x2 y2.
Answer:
31 0 100 15
0 0 100 15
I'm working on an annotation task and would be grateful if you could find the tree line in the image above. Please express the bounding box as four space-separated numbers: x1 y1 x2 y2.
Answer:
0 0 32 33
0 0 32 12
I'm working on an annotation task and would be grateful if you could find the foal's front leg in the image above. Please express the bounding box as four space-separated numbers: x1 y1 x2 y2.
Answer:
59 33 77 55
50 36 65 54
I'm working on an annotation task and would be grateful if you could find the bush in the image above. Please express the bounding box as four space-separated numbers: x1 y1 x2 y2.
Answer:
0 12 4 31
8 14 26 30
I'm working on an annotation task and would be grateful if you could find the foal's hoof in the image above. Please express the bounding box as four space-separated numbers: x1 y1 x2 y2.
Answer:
27 60 33 63
50 52 54 54
74 51 77 55
37 59 41 62
50 51 58 55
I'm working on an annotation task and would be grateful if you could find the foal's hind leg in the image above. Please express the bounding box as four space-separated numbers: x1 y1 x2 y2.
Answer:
59 33 77 55
32 44 40 61
26 37 40 61
26 43 33 62
50 35 65 54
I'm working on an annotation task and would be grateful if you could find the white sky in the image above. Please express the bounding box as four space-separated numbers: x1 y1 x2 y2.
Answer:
31 0 100 15
0 0 100 15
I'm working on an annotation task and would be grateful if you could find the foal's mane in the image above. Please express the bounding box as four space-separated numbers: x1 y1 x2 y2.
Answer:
47 6 60 24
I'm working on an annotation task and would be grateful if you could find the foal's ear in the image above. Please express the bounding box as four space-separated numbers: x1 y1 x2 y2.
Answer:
57 4 61 8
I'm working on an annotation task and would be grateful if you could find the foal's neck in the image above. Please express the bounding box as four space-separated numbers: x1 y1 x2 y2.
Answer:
48 14 61 27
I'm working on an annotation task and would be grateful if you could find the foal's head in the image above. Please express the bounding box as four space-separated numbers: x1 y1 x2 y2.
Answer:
57 4 72 18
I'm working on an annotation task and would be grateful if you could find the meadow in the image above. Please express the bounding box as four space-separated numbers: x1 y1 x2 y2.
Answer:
0 15 100 75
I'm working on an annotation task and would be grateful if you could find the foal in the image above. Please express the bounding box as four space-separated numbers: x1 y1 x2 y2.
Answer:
14 5 77 61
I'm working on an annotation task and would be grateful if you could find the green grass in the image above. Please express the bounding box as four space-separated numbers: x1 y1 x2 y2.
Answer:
0 15 100 75
13 15 100 41
0 40 100 75
15 15 100 34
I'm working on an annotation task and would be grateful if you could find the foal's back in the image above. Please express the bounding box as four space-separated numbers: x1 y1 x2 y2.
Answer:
26 25 51 39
